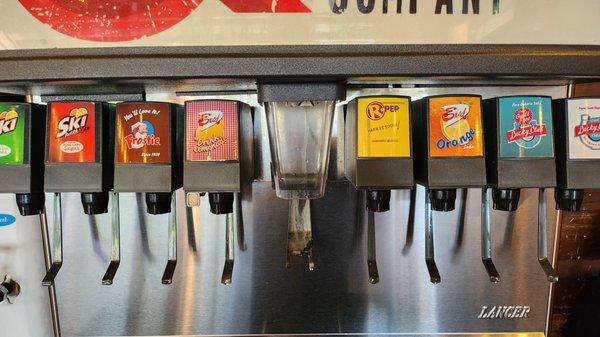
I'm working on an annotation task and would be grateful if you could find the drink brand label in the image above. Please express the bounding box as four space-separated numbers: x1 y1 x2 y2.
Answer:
116 103 171 164
47 102 96 163
0 104 25 165
357 97 411 158
428 96 483 157
568 98 600 159
186 100 239 161
498 97 554 158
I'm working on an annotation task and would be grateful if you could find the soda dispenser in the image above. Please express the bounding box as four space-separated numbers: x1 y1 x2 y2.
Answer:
344 96 413 283
258 82 345 270
183 99 253 284
112 102 183 285
412 95 492 283
42 101 114 286
483 95 558 282
0 103 46 216
553 97 600 211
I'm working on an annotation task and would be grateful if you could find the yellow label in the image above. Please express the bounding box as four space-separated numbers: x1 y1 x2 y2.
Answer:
357 97 411 158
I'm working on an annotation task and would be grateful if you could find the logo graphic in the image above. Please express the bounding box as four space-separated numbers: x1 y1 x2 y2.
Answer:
506 104 547 149
0 214 16 227
358 97 410 158
194 110 226 153
437 103 476 150
124 121 161 150
56 108 89 139
477 305 531 319
574 114 600 150
0 108 19 136
366 101 399 121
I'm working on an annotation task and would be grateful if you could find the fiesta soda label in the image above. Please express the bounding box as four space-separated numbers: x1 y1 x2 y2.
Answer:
116 103 171 164
0 104 25 165
428 96 483 157
498 97 554 158
186 100 239 161
357 97 411 158
47 102 96 163
568 98 600 159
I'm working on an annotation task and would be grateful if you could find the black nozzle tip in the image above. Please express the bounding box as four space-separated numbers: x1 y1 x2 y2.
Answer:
492 188 521 212
555 188 584 212
208 193 234 215
366 190 391 212
145 193 172 215
81 192 109 215
15 193 45 216
429 189 456 212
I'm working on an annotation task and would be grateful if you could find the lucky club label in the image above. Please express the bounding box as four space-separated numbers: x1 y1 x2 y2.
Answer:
116 103 171 164
48 102 96 163
428 96 483 157
357 97 411 158
186 100 239 161
0 104 25 165
568 98 600 159
498 97 554 158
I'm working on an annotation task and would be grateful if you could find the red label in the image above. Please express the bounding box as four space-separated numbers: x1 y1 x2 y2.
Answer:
186 101 239 162
48 102 96 163
506 124 547 143
575 122 600 137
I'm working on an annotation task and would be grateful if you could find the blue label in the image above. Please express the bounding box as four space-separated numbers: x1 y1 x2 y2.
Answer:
498 97 554 158
0 214 16 227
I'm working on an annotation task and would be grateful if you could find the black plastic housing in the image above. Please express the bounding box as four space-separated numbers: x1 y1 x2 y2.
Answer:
0 103 46 215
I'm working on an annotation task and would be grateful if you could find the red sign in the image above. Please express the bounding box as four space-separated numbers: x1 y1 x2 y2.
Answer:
506 124 547 143
186 101 239 162
18 0 310 42
48 102 96 163
575 122 600 137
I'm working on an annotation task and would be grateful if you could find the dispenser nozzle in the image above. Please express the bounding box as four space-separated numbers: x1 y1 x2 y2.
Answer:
81 192 109 215
424 189 441 284
366 190 391 212
146 192 172 215
492 188 520 212
537 188 559 283
286 198 314 271
429 189 457 212
555 188 584 212
15 193 45 216
481 188 500 283
42 193 63 287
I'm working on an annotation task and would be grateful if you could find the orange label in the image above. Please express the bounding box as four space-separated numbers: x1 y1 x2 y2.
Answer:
48 102 96 163
428 96 483 157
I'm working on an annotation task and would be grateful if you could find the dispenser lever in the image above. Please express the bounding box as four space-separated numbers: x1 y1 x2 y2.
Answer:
481 188 500 283
286 198 314 271
42 193 63 287
425 189 441 284
367 209 379 284
102 193 121 285
162 192 177 284
538 188 559 283
221 212 235 284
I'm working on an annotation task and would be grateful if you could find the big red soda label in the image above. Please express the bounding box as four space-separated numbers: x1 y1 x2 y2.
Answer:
47 102 96 163
428 96 483 157
116 102 170 164
186 100 239 161
498 97 554 158
568 98 600 159
0 104 25 165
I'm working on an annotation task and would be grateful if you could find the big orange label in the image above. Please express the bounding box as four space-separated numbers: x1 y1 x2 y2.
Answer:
48 102 96 163
186 100 239 161
428 96 483 157
116 102 171 164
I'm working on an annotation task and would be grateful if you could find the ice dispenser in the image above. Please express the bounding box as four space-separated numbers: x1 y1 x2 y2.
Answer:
412 95 490 283
0 103 46 216
344 96 413 283
553 97 600 211
183 100 253 284
258 82 345 270
43 101 114 286
112 102 183 285
483 96 558 282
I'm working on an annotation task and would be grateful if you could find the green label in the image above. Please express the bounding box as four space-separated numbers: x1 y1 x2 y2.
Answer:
0 104 25 165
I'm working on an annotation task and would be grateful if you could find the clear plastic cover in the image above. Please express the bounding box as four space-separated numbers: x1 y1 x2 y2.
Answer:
265 101 335 199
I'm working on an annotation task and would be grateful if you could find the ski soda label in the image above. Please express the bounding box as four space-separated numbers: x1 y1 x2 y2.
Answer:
0 104 25 165
47 102 96 163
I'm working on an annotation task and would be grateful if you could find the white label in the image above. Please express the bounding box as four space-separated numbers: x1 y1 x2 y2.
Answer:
568 98 600 159
60 141 84 154
0 144 11 157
